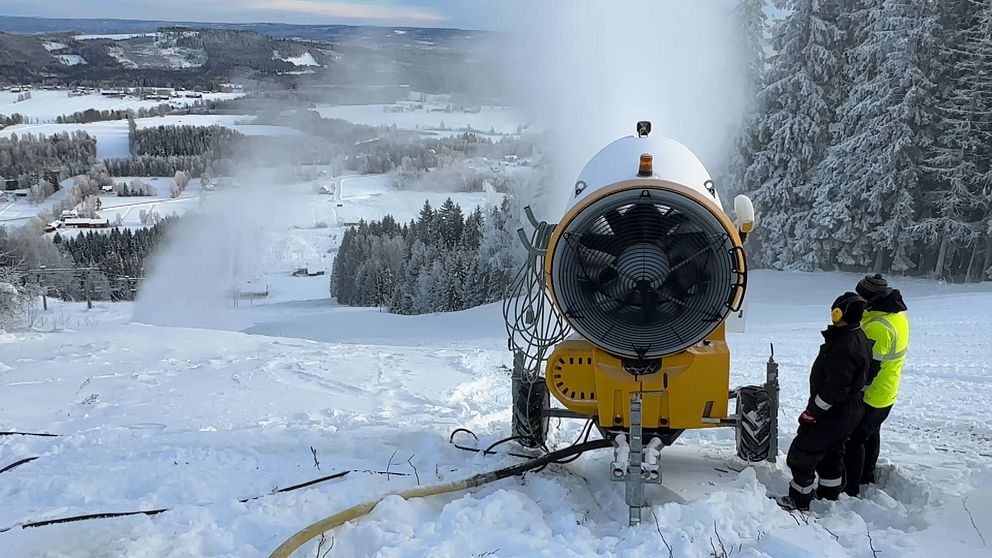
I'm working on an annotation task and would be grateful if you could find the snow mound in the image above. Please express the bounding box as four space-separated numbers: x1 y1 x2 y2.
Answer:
274 50 320 67
55 54 88 66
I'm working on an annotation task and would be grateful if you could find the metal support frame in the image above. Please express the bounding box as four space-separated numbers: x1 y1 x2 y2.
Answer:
626 393 645 525
607 390 666 526
765 344 780 463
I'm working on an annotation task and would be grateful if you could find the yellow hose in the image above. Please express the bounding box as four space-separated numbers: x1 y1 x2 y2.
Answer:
267 479 473 558
266 439 611 558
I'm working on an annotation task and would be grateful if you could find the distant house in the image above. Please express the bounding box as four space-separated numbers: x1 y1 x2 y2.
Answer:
44 220 62 233
3 179 19 191
60 210 79 220
63 217 111 229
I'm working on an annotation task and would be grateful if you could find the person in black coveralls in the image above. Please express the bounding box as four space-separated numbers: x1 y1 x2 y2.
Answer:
783 292 873 510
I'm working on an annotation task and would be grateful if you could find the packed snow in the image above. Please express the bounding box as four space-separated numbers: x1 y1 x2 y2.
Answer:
1 256 990 558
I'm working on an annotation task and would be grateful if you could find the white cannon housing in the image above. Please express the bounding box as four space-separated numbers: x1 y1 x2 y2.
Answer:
544 129 751 359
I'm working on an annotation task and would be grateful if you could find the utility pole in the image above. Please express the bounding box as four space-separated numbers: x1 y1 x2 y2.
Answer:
85 269 92 310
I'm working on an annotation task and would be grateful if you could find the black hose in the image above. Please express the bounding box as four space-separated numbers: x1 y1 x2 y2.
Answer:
449 429 537 459
1 457 39 474
471 439 612 487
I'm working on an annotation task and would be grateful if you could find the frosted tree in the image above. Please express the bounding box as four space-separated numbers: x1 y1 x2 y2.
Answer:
742 0 849 268
803 0 937 272
29 179 55 203
169 170 191 198
0 264 32 330
919 0 992 280
78 195 100 218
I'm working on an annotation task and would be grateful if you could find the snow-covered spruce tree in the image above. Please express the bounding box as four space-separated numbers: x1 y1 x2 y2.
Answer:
743 0 849 269
916 0 992 280
802 0 937 272
477 199 524 303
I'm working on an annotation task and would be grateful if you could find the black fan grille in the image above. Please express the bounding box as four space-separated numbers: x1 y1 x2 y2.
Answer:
550 187 739 358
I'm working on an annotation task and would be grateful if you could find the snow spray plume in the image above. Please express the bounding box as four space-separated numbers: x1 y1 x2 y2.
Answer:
132 149 332 329
499 0 747 220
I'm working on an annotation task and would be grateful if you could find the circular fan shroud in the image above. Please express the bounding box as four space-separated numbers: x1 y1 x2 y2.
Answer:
548 184 741 359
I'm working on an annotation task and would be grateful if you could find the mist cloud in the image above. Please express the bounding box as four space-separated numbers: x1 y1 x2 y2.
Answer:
501 0 746 219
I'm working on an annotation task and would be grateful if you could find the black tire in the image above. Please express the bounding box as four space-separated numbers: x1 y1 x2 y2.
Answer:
511 374 548 448
736 385 771 462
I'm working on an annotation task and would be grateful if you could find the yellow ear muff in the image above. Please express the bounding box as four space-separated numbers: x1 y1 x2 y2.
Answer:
831 307 843 323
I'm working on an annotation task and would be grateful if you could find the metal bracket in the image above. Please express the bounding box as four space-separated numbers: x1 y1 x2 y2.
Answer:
607 392 665 526
765 343 780 463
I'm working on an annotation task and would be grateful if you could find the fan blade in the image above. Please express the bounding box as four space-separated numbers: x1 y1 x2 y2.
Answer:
620 203 672 242
604 209 625 236
579 233 622 257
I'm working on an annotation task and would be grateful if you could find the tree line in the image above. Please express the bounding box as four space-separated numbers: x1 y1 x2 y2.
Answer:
55 104 172 124
0 131 96 188
54 217 178 284
727 0 992 281
331 198 524 314
130 121 244 158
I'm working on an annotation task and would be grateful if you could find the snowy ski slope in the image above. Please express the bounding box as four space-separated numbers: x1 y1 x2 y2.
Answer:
1 271 990 557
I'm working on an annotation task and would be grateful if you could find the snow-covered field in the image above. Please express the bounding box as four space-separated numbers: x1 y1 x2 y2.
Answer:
315 104 533 136
0 114 302 160
75 33 156 41
0 271 990 557
0 176 210 228
0 90 244 123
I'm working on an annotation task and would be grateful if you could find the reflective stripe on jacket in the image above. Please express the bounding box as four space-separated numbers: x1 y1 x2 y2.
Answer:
862 310 909 408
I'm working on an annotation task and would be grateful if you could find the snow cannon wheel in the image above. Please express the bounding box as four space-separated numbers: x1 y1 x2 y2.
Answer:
735 385 771 462
511 374 549 448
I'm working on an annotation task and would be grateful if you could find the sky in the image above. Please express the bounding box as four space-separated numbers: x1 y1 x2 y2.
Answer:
0 0 508 30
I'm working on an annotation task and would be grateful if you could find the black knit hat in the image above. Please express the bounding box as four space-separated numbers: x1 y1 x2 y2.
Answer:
832 292 867 325
856 273 888 300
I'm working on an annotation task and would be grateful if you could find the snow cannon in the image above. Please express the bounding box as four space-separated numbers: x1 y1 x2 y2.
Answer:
504 122 778 526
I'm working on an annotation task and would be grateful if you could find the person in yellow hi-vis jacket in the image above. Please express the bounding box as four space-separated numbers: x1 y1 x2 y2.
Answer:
844 274 909 497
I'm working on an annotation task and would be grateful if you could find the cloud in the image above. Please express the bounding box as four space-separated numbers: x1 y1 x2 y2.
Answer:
248 0 446 23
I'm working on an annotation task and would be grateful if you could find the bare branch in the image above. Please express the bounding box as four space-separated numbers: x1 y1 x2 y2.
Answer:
386 449 398 483
650 508 674 558
406 453 420 485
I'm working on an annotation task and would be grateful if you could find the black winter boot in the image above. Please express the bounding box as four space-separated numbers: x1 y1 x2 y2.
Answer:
788 484 815 511
817 484 843 501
